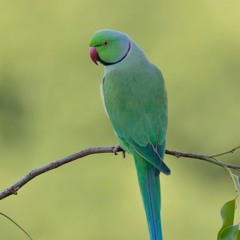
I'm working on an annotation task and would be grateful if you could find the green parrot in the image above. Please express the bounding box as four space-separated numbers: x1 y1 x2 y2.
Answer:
89 29 170 240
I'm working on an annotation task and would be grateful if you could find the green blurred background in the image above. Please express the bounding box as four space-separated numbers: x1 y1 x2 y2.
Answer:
0 0 240 239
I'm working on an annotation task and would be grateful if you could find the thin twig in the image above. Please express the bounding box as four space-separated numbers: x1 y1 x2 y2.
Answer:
223 167 240 196
0 146 239 201
208 145 240 158
165 149 240 170
0 212 34 240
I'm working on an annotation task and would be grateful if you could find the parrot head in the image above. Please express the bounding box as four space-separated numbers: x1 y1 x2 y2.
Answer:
89 29 131 66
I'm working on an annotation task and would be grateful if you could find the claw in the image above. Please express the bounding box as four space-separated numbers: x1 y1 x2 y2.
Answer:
113 145 126 158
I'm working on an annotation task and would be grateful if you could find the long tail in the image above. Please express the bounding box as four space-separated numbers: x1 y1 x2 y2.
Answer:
134 153 162 240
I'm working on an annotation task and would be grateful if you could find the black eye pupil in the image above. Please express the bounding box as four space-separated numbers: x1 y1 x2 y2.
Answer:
104 41 108 46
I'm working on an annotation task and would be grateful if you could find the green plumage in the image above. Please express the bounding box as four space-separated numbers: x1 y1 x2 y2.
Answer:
90 29 170 240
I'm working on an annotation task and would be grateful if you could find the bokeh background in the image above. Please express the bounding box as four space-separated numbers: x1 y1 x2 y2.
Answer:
0 0 240 239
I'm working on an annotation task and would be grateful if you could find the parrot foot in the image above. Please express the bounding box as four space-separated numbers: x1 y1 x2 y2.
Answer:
113 145 126 158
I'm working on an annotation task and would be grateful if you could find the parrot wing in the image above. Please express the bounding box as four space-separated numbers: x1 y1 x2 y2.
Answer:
102 62 170 175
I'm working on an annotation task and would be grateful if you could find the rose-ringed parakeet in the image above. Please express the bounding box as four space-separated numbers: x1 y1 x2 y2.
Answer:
89 29 170 240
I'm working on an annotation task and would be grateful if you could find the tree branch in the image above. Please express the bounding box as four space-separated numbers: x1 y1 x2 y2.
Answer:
0 145 239 201
165 148 240 170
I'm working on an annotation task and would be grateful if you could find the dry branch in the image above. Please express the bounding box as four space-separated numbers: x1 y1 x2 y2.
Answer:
0 145 239 201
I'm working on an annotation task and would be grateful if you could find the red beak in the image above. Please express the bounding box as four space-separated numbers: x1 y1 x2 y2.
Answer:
89 47 98 65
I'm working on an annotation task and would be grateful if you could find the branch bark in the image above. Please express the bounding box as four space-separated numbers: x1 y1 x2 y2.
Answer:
0 145 239 201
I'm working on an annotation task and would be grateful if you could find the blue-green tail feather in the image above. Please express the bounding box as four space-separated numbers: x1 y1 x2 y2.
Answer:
134 153 162 240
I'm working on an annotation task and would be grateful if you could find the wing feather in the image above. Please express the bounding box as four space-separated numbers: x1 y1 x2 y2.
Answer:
102 61 169 174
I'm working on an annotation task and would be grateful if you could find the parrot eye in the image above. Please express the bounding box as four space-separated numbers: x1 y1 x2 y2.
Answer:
103 40 109 46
